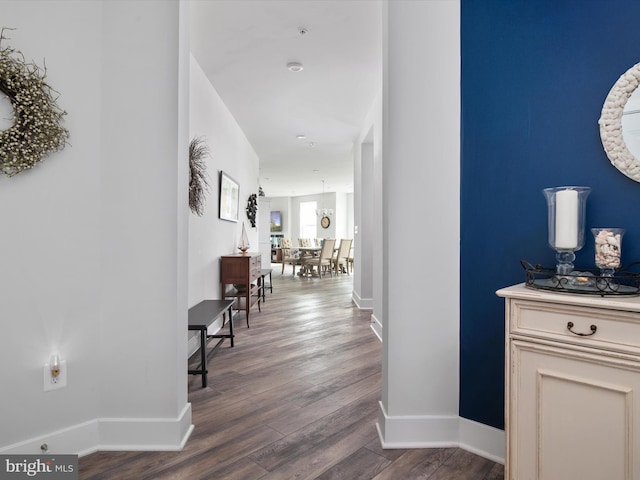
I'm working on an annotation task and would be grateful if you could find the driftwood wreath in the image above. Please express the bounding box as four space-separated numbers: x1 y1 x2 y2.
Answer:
0 28 69 176
188 136 210 216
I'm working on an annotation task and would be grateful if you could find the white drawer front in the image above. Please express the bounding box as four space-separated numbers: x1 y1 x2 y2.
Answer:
511 299 640 353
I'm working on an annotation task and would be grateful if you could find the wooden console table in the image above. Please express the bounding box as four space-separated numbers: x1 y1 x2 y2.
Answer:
188 299 234 388
221 253 262 327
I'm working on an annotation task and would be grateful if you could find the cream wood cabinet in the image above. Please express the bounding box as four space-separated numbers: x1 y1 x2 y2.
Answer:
497 284 640 480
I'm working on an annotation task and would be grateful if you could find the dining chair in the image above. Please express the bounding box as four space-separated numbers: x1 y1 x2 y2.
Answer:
298 238 312 247
332 238 353 275
298 237 316 259
280 238 301 275
302 238 336 278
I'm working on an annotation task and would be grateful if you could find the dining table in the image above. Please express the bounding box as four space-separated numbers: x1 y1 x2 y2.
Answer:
297 246 321 276
297 246 337 277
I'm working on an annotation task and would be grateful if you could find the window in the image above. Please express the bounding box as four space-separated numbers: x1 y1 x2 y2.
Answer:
299 201 317 239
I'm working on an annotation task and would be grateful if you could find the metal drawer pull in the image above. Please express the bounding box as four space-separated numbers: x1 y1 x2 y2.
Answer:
567 322 597 337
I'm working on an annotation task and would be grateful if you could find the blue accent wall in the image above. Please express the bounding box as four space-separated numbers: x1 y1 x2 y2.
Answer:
461 0 640 429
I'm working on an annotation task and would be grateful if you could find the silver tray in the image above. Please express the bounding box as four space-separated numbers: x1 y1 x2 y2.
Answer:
521 260 640 296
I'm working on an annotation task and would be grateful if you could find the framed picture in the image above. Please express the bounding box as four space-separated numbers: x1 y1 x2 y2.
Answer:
219 171 239 222
270 211 282 232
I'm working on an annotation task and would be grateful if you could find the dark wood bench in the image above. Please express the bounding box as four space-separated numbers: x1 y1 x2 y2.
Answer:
260 268 273 302
188 299 234 388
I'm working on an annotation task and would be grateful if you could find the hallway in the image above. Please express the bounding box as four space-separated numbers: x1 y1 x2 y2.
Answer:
79 271 503 479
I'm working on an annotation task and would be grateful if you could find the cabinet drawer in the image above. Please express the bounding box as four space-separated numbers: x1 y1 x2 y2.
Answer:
511 299 640 353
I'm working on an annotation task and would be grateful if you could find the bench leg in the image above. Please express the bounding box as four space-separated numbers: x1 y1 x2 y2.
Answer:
199 328 207 388
228 308 234 347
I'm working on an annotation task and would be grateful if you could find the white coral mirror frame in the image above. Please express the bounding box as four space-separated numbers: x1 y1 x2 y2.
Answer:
599 62 640 182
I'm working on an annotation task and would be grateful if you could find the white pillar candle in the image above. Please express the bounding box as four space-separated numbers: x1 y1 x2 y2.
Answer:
555 188 579 249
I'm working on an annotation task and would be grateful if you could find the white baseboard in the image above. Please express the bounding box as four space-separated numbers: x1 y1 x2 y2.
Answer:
376 401 459 448
458 417 505 464
370 314 382 342
376 402 505 464
351 290 373 310
0 419 100 455
95 402 194 453
0 403 194 456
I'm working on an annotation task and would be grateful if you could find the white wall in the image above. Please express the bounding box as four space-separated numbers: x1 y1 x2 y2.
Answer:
335 192 350 241
188 56 260 307
0 0 191 454
258 197 272 267
346 192 355 242
354 101 380 313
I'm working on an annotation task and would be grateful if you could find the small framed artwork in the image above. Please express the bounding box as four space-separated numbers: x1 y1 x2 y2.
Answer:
219 171 239 222
270 211 282 232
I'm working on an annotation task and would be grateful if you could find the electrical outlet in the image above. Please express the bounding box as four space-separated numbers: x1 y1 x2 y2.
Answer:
44 359 67 391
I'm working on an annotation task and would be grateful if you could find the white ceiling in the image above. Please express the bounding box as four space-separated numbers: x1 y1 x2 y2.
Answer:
190 0 382 198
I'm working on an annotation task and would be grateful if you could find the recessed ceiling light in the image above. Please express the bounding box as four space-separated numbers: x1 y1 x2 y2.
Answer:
296 134 306 139
287 62 303 72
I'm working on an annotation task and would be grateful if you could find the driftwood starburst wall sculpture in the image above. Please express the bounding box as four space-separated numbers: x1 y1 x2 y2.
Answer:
188 136 211 216
0 28 69 176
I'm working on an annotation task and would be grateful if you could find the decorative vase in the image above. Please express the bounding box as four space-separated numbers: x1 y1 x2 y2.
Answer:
592 228 625 276
238 222 250 254
542 186 591 275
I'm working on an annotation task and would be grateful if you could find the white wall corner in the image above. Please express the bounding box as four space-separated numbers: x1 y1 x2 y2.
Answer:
376 403 505 464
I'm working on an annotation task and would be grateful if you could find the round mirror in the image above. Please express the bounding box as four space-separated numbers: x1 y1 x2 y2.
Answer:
599 62 640 182
622 86 640 160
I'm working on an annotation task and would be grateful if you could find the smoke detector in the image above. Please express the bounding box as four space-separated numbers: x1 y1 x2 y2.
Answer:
287 62 303 72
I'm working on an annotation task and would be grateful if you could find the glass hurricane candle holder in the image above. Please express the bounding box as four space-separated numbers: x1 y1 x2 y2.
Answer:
543 186 591 275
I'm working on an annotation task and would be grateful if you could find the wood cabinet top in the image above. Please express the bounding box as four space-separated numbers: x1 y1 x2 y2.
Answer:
497 282 640 313
221 253 261 258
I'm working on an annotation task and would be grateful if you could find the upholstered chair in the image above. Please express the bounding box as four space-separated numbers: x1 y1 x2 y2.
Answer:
332 238 353 275
301 238 336 278
281 238 301 275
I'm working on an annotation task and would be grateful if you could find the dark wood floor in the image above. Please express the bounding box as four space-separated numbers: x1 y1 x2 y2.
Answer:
79 267 504 479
